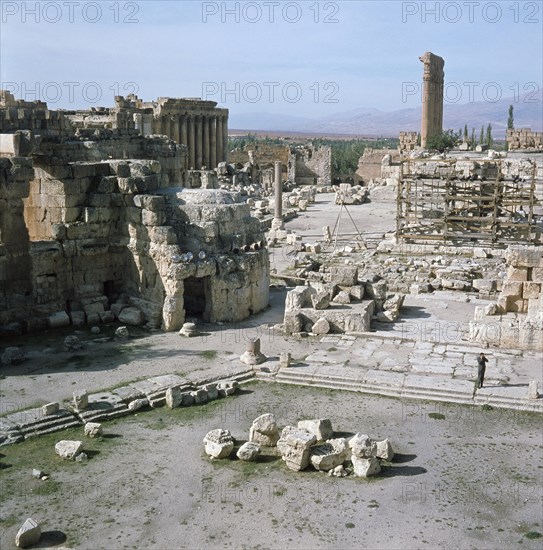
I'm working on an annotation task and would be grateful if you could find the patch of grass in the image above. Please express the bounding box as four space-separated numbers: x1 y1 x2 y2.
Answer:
525 532 542 540
368 500 379 508
481 404 494 411
428 412 446 420
200 350 218 361
345 522 355 529
327 347 337 352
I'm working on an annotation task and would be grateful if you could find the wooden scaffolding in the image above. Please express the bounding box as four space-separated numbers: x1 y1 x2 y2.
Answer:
397 159 540 244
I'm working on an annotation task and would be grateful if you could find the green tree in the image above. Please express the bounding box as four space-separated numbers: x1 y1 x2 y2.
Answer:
470 128 476 148
479 125 484 145
417 132 421 146
485 124 493 147
507 105 514 130
463 124 469 141
426 130 459 153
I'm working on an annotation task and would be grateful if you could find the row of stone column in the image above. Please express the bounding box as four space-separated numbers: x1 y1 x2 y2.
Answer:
157 114 228 170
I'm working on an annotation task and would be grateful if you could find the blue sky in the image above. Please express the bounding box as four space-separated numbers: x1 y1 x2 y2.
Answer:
1 1 541 117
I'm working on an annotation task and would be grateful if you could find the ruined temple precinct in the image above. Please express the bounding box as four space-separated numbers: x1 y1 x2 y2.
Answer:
0 91 268 331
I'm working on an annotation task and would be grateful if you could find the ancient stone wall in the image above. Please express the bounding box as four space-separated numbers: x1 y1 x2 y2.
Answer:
0 93 268 333
354 148 399 184
470 245 543 350
399 132 418 154
506 128 543 151
294 145 332 186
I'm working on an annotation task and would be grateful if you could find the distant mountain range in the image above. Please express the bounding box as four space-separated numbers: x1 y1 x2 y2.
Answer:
230 90 543 137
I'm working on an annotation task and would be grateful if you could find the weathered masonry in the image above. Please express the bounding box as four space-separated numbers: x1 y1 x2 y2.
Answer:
66 94 229 170
396 158 542 244
419 51 444 149
0 91 268 333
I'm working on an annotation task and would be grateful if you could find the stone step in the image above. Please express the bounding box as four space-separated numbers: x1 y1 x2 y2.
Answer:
273 368 540 412
23 420 83 438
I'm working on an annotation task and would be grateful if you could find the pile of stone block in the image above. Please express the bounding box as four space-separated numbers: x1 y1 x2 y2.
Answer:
334 183 369 205
204 414 395 478
283 266 374 335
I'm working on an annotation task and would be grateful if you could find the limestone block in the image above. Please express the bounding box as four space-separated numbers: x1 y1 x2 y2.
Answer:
472 279 497 292
73 390 88 411
311 291 331 310
277 426 317 471
349 285 365 300
15 518 41 548
310 438 349 471
48 311 70 328
365 280 387 300
99 311 115 324
191 389 208 404
118 307 145 326
329 266 358 286
237 442 260 461
349 433 377 458
181 392 195 406
279 352 291 368
84 422 103 438
312 317 330 335
204 383 218 400
501 281 523 297
333 290 351 304
115 326 129 339
506 266 528 281
55 440 83 460
217 380 238 397
352 456 381 477
165 386 183 409
506 296 527 313
285 286 315 310
375 438 394 461
203 429 234 459
532 268 543 282
298 419 333 441
523 282 541 300
111 303 128 318
128 398 149 411
251 413 277 435
41 402 59 416
1 347 24 366
527 381 540 399
505 246 543 268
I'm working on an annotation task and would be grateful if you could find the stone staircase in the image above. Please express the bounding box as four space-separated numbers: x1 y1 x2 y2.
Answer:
262 365 543 413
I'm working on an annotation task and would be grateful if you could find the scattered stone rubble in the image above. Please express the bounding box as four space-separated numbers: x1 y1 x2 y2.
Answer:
282 265 406 334
205 414 394 478
0 375 241 446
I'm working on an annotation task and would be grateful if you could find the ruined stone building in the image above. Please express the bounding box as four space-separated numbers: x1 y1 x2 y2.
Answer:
229 142 332 187
63 94 229 170
507 128 543 151
0 91 269 333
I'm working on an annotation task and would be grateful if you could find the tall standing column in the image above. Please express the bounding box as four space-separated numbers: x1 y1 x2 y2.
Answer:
188 115 196 170
181 115 188 148
222 114 229 163
217 116 224 163
272 161 284 230
419 51 445 149
203 115 210 169
172 116 180 144
196 115 203 169
209 116 217 168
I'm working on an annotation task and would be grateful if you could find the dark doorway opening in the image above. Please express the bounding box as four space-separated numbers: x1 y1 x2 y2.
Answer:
183 276 211 320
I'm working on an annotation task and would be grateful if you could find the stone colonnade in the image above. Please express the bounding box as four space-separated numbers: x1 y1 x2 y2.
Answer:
153 100 228 170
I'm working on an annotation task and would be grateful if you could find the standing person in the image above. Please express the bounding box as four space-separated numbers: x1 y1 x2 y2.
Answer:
477 353 488 389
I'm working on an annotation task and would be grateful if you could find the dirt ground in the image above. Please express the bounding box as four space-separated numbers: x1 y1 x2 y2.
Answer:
1 382 542 550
